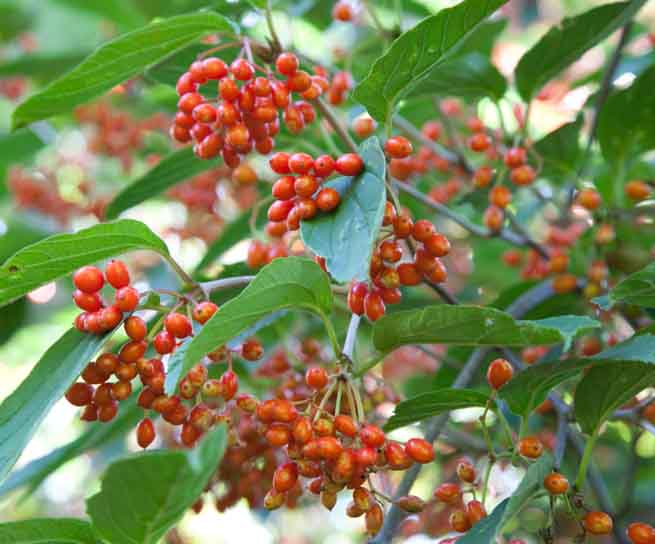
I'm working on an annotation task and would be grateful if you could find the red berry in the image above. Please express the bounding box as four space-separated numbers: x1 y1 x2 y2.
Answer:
468 133 490 152
294 174 319 198
105 260 130 289
405 438 435 463
99 305 123 330
202 57 228 80
289 152 314 174
73 266 104 293
124 315 147 341
510 165 536 186
584 511 613 535
335 153 364 176
314 154 335 177
73 290 102 312
164 312 192 338
384 136 413 159
360 424 385 448
544 472 569 495
273 462 298 493
424 233 451 257
241 338 263 361
518 436 544 459
434 482 462 504
364 290 385 321
348 282 368 315
192 301 218 324
287 70 312 93
457 460 476 483
230 58 254 81
306 366 329 389
504 147 527 168
412 219 435 243
397 263 422 286
332 1 354 21
315 187 340 212
114 286 139 312
272 176 296 200
65 382 93 406
153 330 175 354
627 522 655 544
136 418 155 448
276 52 299 76
487 358 513 389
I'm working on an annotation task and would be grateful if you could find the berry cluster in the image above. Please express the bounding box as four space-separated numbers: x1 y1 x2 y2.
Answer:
171 51 324 164
348 201 451 321
268 150 364 231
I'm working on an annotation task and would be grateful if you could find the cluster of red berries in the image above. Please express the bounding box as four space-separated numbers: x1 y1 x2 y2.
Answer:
348 202 451 321
267 150 364 231
170 51 324 164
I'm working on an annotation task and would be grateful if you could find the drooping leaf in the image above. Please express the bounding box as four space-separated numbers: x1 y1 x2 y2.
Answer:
384 389 490 432
12 12 238 128
352 0 507 123
515 0 647 101
598 65 655 162
0 518 96 544
531 315 600 351
499 453 554 529
0 328 120 483
0 219 168 308
300 137 386 283
457 498 509 543
606 261 655 308
184 257 334 377
371 306 595 353
105 148 219 219
409 53 507 101
532 117 583 182
574 361 655 435
87 426 226 544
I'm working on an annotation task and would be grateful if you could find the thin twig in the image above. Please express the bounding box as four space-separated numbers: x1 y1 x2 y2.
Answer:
314 97 358 154
199 275 254 297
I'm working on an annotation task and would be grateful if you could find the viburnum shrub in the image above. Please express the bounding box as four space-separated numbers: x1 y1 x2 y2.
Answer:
1 1 655 543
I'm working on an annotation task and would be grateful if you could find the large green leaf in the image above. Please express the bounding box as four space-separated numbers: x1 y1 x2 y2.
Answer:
0 398 141 498
352 0 507 123
499 453 554 529
105 148 219 219
371 306 595 353
531 315 600 351
300 137 386 283
591 334 655 363
12 12 238 129
533 117 583 182
184 257 334 378
384 389 490 432
409 53 507 101
574 361 655 435
0 518 96 544
0 219 168 308
606 261 655 308
457 498 508 543
87 426 226 544
0 328 120 483
515 0 647 101
598 65 655 163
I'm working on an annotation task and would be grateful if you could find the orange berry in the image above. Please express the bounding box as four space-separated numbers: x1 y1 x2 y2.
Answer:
584 511 613 535
544 472 569 495
518 436 544 459
487 358 513 389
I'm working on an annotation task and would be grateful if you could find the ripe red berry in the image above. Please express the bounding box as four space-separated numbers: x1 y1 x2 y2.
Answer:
153 330 175 354
164 312 192 338
365 503 383 537
335 153 364 176
504 147 527 168
627 522 655 544
518 436 544 459
364 290 385 321
457 460 476 483
73 266 104 293
294 174 319 198
273 462 299 493
192 301 218 324
98 401 118 422
489 185 511 208
544 472 569 495
352 115 376 138
484 205 504 231
114 286 139 312
65 382 93 406
584 511 613 535
348 282 368 315
576 188 601 210
487 358 513 389
397 263 422 286
272 176 296 200
474 166 494 188
468 133 491 152
424 233 451 257
332 1 354 21
306 366 329 389
379 240 402 262
96 353 119 375
466 500 487 525
315 187 341 212
449 510 472 532
230 58 254 81
289 152 314 174
287 70 312 93
241 338 263 361
105 260 130 289
72 290 102 312
202 57 228 80
412 219 435 242
136 418 155 448
405 438 435 463
314 154 335 178
510 165 536 186
434 482 462 504
124 315 147 341
99 305 123 331
276 52 299 76
384 136 413 159
360 424 385 448
625 180 651 201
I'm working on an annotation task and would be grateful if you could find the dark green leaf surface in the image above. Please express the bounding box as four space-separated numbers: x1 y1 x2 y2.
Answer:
0 328 120 482
105 147 219 219
607 261 655 308
591 334 655 363
384 389 490 432
352 0 507 122
87 426 226 544
0 219 168 307
515 0 647 100
12 12 237 128
533 117 583 182
0 518 97 544
531 315 600 351
300 137 386 283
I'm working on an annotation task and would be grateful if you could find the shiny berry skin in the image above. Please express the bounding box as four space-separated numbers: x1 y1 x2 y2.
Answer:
230 58 254 81
241 338 263 361
360 424 385 448
364 290 385 321
552 273 578 294
449 510 472 532
119 340 147 363
397 263 422 286
457 460 476 483
96 353 118 375
348 282 368 315
380 240 402 262
114 286 139 312
99 305 123 330
435 483 462 504
576 188 601 210
165 312 192 338
468 133 491 152
352 115 376 138
73 290 102 312
289 152 314 174
124 315 147 341
365 503 384 537
412 219 436 242
269 199 294 223
65 382 93 406
424 233 451 257
273 462 298 493
405 438 435 463
625 180 651 201
335 415 358 437
504 147 527 168
315 188 341 212
287 70 312 93
384 136 413 159
294 174 319 198
98 401 118 422
487 358 513 389
584 511 613 535
270 152 291 174
484 205 504 231
314 154 335 178
627 522 655 544
518 436 544 459
135 417 156 448
272 176 296 200
474 166 494 188
511 165 536 186
191 301 216 324
275 52 299 76
73 266 104 293
490 185 512 208
544 472 569 495
105 260 130 288
305 366 329 389
335 153 364 176
202 57 228 79
466 500 487 525
153 330 175 354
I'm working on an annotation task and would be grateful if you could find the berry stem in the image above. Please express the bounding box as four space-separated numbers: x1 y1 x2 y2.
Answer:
163 254 201 294
313 97 358 154
342 313 360 361
481 457 494 505
199 275 255 297
264 0 283 53
575 429 599 491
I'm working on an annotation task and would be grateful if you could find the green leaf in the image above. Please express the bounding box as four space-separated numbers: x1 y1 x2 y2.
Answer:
0 4 30 42
575 361 655 435
0 518 97 544
533 117 583 182
371 306 592 353
11 12 238 129
0 52 89 83
300 137 386 283
183 257 334 383
457 498 508 543
51 0 148 30
515 0 647 101
164 339 193 395
384 389 490 432
606 261 655 308
409 53 506 102
0 328 120 483
499 453 554 529
0 397 141 498
0 219 168 308
598 65 655 163
591 334 655 363
498 358 596 418
352 0 507 123
0 129 45 188
105 148 219 219
87 425 227 544
531 315 600 351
